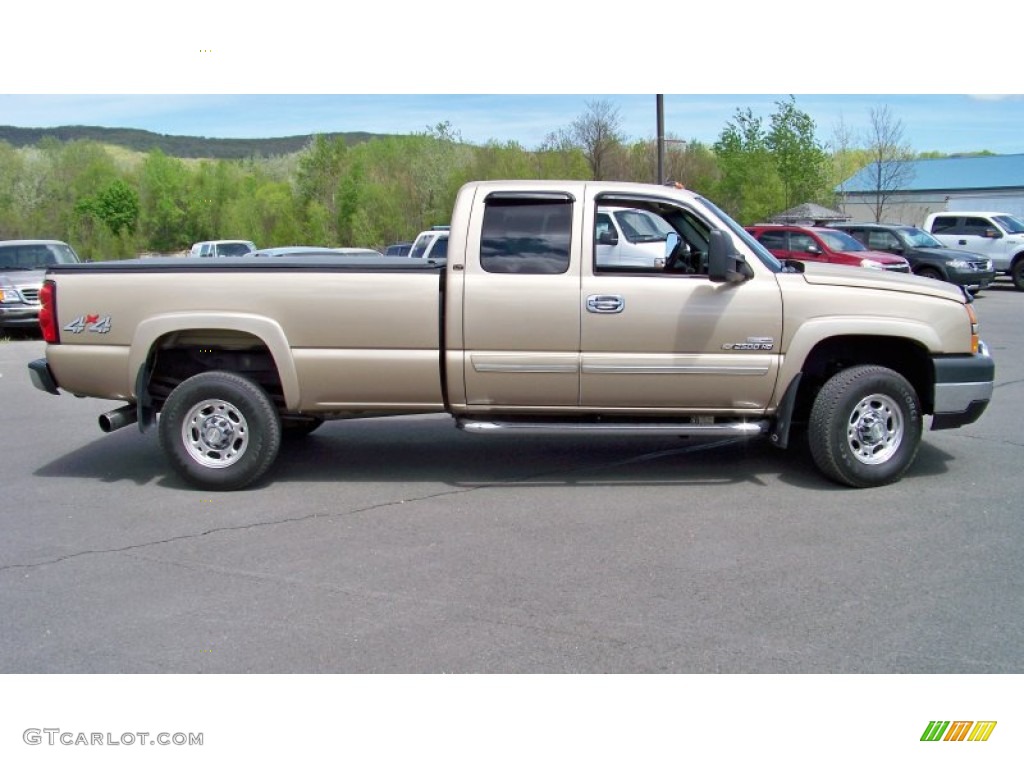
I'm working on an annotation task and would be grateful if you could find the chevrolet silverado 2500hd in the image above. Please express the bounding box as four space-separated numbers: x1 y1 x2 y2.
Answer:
28 180 995 490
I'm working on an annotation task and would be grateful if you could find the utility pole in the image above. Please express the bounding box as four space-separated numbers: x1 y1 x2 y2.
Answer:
656 94 665 184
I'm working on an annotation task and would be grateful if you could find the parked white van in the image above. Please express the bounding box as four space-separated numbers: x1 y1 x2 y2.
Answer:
924 211 1024 290
189 240 257 258
596 206 677 268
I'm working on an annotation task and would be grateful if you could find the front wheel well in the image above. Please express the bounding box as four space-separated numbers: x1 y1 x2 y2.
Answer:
791 335 933 424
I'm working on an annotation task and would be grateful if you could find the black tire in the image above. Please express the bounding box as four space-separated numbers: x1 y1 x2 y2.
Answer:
158 371 282 491
281 416 324 439
1012 260 1024 291
808 365 922 488
915 266 943 281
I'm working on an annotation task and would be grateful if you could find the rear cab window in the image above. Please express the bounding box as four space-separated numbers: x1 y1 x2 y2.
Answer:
480 194 572 274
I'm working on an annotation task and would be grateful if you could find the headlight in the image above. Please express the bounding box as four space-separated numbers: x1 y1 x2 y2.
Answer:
948 259 969 269
0 286 23 303
859 259 884 269
986 260 994 270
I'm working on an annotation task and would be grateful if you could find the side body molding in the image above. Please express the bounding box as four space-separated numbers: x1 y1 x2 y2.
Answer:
128 312 301 409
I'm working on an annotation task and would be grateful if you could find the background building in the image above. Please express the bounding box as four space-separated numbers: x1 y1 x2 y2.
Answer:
838 154 1024 226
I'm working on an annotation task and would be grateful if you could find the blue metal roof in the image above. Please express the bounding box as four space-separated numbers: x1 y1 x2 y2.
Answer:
842 154 1024 193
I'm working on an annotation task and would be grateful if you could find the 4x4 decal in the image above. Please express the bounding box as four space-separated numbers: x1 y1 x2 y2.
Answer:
63 314 111 334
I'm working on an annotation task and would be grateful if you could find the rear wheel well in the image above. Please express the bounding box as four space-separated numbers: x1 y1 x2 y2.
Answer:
791 335 933 424
143 330 284 412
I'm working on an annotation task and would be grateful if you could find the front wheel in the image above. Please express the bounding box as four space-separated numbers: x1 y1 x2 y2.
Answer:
158 371 282 490
808 365 922 488
1011 259 1024 291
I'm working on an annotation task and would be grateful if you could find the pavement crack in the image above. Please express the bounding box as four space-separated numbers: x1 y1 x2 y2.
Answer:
1 437 740 573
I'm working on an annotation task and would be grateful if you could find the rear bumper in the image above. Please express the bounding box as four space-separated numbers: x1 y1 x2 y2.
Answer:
931 341 994 430
28 358 60 396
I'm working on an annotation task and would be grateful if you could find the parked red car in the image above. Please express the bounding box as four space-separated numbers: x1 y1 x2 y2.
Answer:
745 224 911 273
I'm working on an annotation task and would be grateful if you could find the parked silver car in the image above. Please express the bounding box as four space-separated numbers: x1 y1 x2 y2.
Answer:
0 239 81 331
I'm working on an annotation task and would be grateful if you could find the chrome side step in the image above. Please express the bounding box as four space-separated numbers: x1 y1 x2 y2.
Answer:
456 418 770 438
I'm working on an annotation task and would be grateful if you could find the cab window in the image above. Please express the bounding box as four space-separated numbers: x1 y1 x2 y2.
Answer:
480 195 572 274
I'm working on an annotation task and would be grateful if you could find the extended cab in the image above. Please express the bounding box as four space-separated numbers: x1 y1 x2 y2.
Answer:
28 181 995 491
923 211 1024 290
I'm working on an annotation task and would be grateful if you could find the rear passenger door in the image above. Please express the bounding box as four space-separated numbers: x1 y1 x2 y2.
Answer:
460 191 582 407
754 230 790 260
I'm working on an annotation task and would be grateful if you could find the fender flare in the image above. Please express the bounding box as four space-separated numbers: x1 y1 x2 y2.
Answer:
776 316 940 399
128 312 300 410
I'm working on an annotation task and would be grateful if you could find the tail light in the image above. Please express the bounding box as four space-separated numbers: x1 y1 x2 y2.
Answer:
38 279 59 344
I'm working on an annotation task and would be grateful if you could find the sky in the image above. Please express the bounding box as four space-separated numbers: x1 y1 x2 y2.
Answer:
1 93 1023 156
4 4 1022 157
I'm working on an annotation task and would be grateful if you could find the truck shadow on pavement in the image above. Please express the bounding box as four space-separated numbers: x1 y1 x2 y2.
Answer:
32 415 957 492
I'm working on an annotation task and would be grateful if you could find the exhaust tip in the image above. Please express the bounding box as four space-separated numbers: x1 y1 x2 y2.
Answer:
99 405 138 433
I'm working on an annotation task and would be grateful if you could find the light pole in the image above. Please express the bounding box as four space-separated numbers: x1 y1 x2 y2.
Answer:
656 95 665 184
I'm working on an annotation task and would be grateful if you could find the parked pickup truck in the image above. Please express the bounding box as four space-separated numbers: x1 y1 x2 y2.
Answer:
28 180 995 491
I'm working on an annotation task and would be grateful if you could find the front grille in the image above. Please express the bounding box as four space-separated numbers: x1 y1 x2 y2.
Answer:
19 288 40 303
965 261 990 272
884 264 911 273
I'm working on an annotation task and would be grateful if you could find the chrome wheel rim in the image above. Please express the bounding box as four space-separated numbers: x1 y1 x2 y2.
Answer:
181 399 249 468
846 393 903 465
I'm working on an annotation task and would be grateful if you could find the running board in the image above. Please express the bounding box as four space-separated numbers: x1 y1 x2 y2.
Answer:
456 418 770 438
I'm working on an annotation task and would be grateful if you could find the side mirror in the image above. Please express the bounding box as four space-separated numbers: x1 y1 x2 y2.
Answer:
983 227 1002 239
597 230 618 246
805 244 821 255
708 229 753 284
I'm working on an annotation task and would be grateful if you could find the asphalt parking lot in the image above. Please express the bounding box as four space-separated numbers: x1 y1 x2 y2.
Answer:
1 280 1021 674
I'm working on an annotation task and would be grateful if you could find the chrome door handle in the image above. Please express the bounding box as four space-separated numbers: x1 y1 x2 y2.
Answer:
586 294 625 314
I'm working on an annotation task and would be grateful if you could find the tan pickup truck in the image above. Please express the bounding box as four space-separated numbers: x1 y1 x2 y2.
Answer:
28 180 995 490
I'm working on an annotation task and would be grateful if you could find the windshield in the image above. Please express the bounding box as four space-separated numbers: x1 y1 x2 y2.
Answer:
612 209 674 243
698 197 783 271
0 242 79 269
993 215 1024 234
409 234 433 259
899 227 943 248
818 230 867 252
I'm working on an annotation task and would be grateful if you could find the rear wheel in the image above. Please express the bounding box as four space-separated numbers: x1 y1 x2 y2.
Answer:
158 371 281 490
808 365 922 488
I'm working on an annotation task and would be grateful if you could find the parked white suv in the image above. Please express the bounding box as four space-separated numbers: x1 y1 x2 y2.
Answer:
189 239 257 258
408 227 449 259
924 211 1024 290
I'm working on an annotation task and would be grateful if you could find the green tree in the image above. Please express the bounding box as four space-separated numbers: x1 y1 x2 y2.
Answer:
766 96 830 209
713 108 784 223
75 178 139 236
138 149 192 251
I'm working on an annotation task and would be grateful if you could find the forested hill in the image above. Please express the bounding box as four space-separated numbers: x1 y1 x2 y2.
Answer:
0 125 390 158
